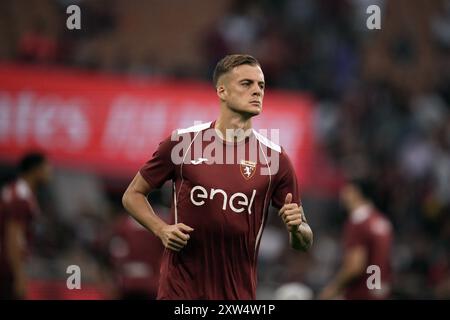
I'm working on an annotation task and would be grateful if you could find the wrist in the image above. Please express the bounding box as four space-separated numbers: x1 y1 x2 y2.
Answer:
153 221 167 239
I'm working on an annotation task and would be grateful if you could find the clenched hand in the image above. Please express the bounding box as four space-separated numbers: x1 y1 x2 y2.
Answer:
157 223 194 252
278 193 303 232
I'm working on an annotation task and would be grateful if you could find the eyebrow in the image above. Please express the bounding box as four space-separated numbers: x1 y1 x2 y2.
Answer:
239 79 265 86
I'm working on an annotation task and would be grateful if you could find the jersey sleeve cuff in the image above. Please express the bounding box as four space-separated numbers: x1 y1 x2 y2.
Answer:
139 168 158 190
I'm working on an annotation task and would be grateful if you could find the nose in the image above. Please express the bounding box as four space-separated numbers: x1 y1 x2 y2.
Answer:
252 84 262 97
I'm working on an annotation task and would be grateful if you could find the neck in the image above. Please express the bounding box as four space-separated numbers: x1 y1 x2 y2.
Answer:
215 105 253 142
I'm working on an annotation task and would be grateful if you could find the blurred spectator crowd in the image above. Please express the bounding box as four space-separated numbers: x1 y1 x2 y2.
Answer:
0 0 449 299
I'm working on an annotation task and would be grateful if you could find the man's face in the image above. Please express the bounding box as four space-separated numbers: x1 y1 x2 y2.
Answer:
218 64 265 116
340 184 358 212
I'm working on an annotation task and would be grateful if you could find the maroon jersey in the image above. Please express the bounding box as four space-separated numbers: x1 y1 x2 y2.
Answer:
0 180 39 285
110 214 163 298
139 121 301 299
343 205 393 300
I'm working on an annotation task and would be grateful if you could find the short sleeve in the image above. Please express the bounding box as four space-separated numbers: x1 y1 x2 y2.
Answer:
5 199 35 245
271 148 301 209
7 200 32 225
139 134 178 189
343 222 368 249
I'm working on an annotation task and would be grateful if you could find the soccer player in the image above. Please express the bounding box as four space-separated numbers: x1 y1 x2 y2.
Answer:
109 212 164 299
0 152 52 299
122 54 313 299
319 179 393 300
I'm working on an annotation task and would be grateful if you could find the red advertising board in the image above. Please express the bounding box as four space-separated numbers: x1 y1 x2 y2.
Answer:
0 64 341 194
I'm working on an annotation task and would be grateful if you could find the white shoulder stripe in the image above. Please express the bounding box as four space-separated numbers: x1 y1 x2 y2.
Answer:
177 121 212 134
252 129 281 153
16 180 31 200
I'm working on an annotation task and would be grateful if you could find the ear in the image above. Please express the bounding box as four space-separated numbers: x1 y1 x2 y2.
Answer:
216 84 226 100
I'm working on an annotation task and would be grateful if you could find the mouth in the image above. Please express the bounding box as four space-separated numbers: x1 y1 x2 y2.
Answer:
249 101 261 106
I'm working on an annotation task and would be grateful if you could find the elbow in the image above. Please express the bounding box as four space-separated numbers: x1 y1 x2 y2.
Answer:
122 188 131 211
342 259 366 280
348 263 365 278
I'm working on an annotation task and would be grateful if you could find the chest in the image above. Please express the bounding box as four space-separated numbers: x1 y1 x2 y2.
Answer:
181 159 271 196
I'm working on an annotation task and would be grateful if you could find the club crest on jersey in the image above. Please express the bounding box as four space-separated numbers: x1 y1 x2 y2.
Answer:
240 160 256 180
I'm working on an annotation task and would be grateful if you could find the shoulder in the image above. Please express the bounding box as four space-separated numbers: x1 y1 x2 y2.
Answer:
252 129 282 154
1 181 34 219
253 129 297 182
252 129 295 179
252 129 292 166
155 122 213 151
15 180 32 201
369 211 393 236
251 129 296 165
2 180 32 203
175 121 213 135
162 121 213 146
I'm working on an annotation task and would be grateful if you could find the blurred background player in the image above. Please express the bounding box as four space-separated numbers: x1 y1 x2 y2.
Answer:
319 178 393 300
108 211 163 299
0 152 52 299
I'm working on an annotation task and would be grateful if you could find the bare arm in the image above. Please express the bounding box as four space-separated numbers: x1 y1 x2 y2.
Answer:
122 172 193 251
279 193 313 251
319 246 367 299
122 172 167 236
6 219 27 299
289 207 313 251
